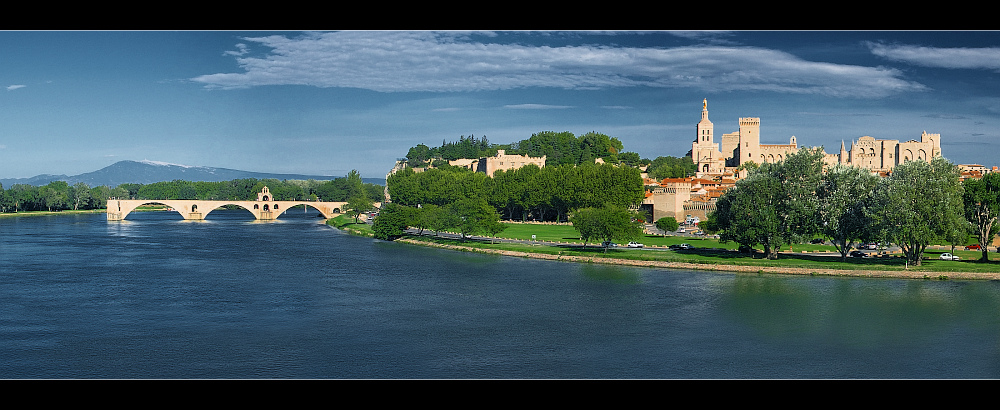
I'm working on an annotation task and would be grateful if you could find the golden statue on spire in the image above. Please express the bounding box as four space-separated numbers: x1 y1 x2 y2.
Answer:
703 98 707 110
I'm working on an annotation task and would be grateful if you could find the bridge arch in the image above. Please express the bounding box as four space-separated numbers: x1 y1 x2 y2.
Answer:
107 187 366 222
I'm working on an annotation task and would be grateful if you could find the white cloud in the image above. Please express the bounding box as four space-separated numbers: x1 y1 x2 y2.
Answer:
190 31 926 98
6 85 25 91
867 42 1000 70
504 104 573 109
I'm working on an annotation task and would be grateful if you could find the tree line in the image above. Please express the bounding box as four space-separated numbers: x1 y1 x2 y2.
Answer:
0 171 384 214
704 148 999 266
402 131 695 180
387 162 644 222
374 161 646 242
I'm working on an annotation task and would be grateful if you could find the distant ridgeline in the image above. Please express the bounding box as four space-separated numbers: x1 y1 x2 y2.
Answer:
401 132 695 180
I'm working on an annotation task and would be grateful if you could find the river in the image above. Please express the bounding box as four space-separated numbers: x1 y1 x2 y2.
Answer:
2 209 1000 378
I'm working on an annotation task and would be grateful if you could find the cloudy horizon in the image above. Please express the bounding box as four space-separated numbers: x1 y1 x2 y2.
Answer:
2 31 999 180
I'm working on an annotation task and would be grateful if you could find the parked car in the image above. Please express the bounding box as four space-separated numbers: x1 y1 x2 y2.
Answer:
849 250 868 258
940 253 960 261
810 238 825 244
676 228 686 233
626 242 644 248
965 244 982 251
601 241 618 248
863 243 878 250
669 243 693 250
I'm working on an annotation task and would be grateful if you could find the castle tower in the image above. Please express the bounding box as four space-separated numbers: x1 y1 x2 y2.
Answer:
839 140 847 164
736 117 761 166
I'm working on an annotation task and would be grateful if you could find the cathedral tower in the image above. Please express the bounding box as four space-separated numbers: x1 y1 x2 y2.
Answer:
691 99 725 174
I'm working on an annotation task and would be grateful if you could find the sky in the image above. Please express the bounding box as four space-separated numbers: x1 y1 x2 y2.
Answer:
2 30 1000 181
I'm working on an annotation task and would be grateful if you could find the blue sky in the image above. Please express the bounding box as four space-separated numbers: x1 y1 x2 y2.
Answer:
2 30 1000 180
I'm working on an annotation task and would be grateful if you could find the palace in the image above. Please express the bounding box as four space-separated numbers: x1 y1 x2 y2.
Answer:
691 99 942 176
643 99 945 223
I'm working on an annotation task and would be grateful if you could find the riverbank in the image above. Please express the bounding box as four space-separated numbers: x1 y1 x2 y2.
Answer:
394 237 1000 281
0 209 105 218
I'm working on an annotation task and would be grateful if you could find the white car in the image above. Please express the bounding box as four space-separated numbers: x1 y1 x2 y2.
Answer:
940 253 960 261
626 242 644 248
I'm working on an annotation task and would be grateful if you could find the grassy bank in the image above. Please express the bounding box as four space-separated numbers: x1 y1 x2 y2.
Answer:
0 209 105 218
343 221 1000 280
325 214 374 237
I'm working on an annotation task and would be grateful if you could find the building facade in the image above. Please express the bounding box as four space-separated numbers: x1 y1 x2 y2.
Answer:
448 149 547 176
691 99 942 176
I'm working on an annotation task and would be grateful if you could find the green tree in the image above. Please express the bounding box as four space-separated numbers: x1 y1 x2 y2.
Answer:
867 157 964 266
42 181 70 212
372 203 414 241
646 155 697 180
446 197 502 240
427 203 460 236
0 183 11 213
816 164 880 260
655 216 679 237
70 182 91 211
346 195 374 224
963 172 1000 261
699 212 721 235
714 148 825 259
570 205 644 253
406 143 432 168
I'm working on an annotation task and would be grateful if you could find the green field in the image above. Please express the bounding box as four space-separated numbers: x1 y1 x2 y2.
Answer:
401 221 1000 275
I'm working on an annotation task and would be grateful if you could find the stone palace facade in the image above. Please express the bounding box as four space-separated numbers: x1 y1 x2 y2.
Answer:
691 99 942 176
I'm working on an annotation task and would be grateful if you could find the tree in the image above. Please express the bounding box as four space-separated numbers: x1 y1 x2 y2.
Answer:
42 181 70 212
0 183 11 213
963 172 1000 261
70 182 91 211
699 212 721 235
816 165 880 260
346 195 374 224
570 205 644 253
867 157 964 266
655 217 679 237
372 203 414 241
446 197 502 240
714 148 825 259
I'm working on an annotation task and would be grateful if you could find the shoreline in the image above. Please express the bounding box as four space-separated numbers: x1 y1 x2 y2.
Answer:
0 209 105 218
394 238 1000 281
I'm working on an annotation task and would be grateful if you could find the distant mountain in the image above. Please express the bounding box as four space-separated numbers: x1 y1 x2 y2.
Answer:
0 160 385 187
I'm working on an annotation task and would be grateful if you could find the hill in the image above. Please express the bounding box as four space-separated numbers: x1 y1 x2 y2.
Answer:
0 160 385 187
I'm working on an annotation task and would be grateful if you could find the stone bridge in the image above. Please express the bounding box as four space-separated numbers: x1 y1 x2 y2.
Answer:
106 186 379 221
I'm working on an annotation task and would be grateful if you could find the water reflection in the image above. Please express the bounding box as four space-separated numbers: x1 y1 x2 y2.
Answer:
719 274 1000 350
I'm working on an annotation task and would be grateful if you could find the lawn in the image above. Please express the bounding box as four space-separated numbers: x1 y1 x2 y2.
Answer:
326 214 373 235
410 221 1000 274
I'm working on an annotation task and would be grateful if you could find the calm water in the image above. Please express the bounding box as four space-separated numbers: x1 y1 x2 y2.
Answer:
2 209 1000 378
